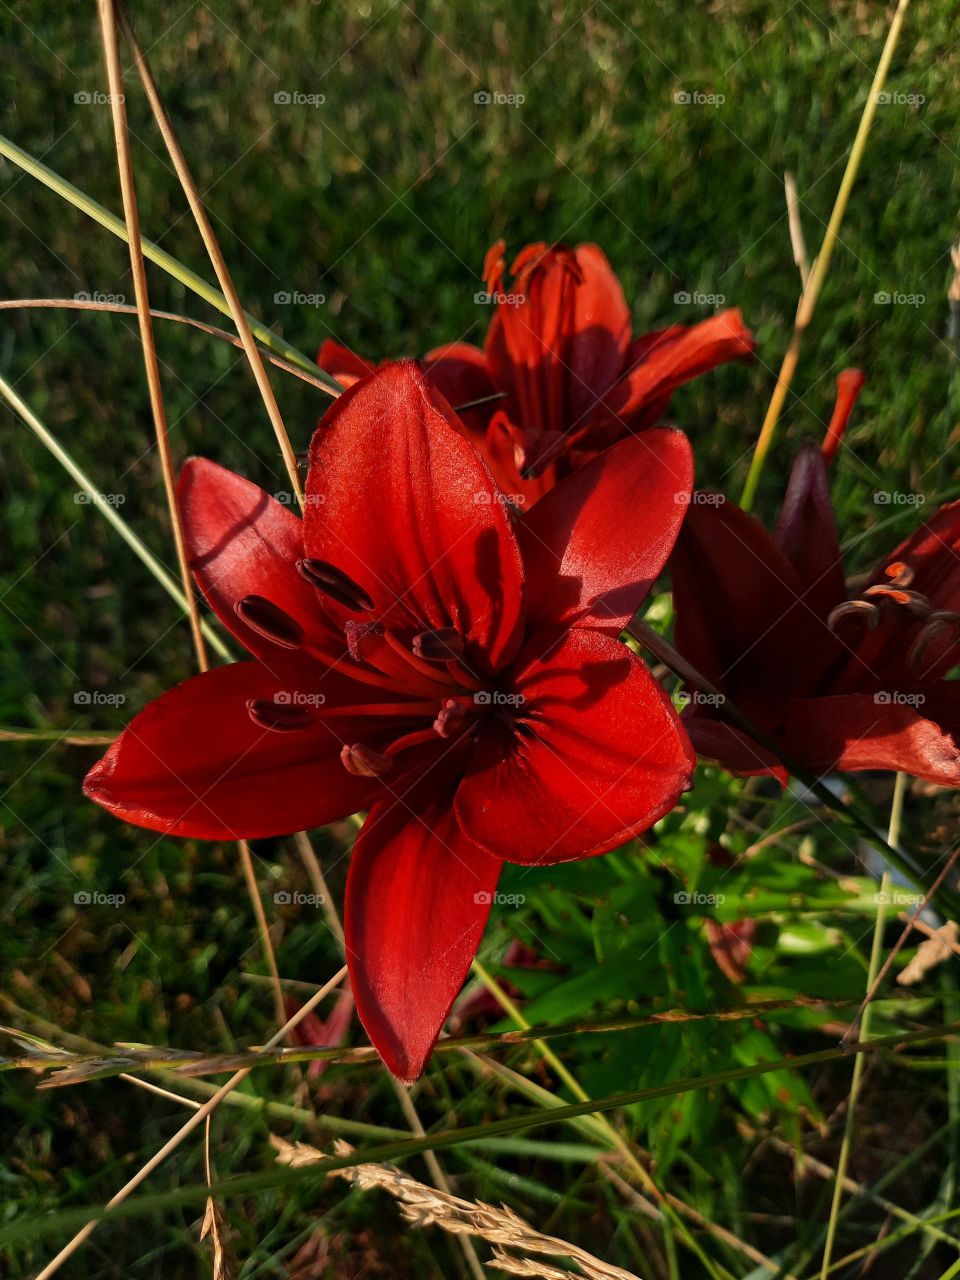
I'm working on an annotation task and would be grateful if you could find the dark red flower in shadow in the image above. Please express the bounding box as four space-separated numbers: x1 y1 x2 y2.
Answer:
669 400 960 786
84 361 695 1081
319 240 754 504
284 985 355 1079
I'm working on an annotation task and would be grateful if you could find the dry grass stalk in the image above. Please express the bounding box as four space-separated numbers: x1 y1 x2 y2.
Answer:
898 920 960 985
273 1138 641 1280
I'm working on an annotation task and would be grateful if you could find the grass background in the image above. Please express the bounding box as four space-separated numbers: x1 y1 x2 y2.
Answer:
1 1 959 1277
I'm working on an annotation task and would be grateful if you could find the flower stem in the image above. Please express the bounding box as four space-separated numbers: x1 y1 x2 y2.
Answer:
740 0 912 510
817 770 905 1280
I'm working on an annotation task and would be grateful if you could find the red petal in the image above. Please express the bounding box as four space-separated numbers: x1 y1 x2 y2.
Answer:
346 775 502 1082
596 309 755 430
877 499 960 614
178 458 342 662
671 496 837 699
83 659 389 839
316 339 376 388
304 361 526 674
782 692 960 785
423 343 497 432
773 443 846 617
455 629 694 865
685 714 788 784
517 427 693 635
483 242 631 431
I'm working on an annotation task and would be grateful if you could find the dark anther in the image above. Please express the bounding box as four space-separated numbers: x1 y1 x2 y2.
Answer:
246 698 314 732
827 599 880 632
434 698 467 739
297 559 375 612
235 595 304 649
412 627 465 662
340 743 394 777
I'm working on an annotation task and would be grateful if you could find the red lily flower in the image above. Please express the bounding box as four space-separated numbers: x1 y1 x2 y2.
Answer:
84 361 695 1081
318 239 754 504
669 438 960 786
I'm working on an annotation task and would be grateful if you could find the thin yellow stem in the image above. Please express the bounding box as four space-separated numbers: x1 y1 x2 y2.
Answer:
117 4 305 508
818 770 906 1280
740 0 912 509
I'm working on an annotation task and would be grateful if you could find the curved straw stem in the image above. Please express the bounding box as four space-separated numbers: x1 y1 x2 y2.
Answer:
0 299 338 395
740 0 912 509
0 133 332 385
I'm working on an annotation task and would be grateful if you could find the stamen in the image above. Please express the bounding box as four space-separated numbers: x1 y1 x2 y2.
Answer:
246 698 314 732
862 584 931 616
345 619 384 662
340 743 393 777
235 595 304 649
884 560 914 588
297 559 375 612
411 627 465 662
908 611 960 670
828 599 880 632
434 698 467 738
